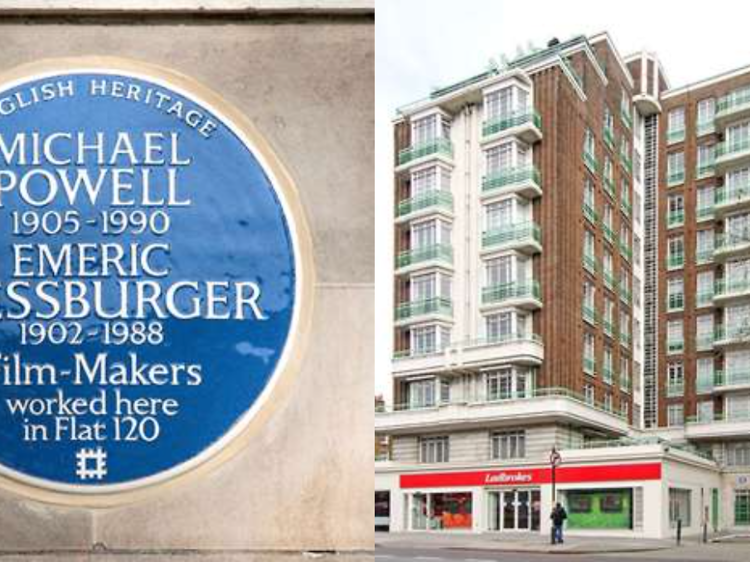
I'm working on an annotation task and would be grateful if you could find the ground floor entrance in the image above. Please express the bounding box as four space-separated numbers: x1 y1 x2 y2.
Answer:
487 489 541 531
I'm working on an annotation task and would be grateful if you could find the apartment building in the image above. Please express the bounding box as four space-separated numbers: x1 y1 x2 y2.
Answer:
376 33 750 539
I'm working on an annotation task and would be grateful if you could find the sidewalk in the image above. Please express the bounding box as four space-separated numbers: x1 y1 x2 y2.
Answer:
376 531 680 554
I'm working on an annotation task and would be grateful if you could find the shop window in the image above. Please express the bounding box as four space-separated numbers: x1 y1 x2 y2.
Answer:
565 489 632 529
411 492 472 531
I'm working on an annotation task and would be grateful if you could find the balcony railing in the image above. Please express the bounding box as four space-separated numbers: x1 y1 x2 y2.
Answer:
583 253 597 274
619 285 632 305
667 170 685 186
667 129 685 145
603 127 615 150
603 366 614 384
696 248 714 265
667 339 684 354
620 331 631 347
696 162 715 179
696 204 714 221
696 289 714 308
715 325 750 345
582 304 597 325
603 318 614 337
667 253 685 270
482 221 541 249
668 293 684 311
696 333 714 352
667 210 684 228
715 368 750 388
667 382 684 397
603 270 616 290
620 153 633 176
396 243 453 269
686 411 750 424
395 297 453 320
619 238 632 261
621 106 633 130
482 108 542 138
697 121 715 137
715 277 750 299
621 198 632 218
482 280 541 305
482 165 541 195
602 222 615 245
715 232 750 255
397 190 454 217
603 176 615 199
398 137 453 166
696 373 716 394
717 89 750 119
716 183 750 208
716 137 750 161
583 356 596 375
583 150 598 174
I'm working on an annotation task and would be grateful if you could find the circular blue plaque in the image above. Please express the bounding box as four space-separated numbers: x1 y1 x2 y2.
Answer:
0 60 309 496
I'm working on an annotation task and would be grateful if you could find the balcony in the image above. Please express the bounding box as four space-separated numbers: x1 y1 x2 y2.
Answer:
583 150 598 175
667 293 684 312
482 108 542 145
603 318 614 337
603 270 616 290
715 369 750 391
621 198 632 218
714 325 750 347
696 248 714 265
619 285 632 306
603 176 615 199
602 222 615 245
481 165 542 199
397 137 454 170
481 221 542 255
667 253 685 271
714 232 750 261
696 373 717 394
396 243 453 273
715 137 750 174
620 153 633 176
667 129 685 145
715 182 750 216
667 210 684 229
481 280 541 310
716 89 750 128
714 277 750 304
685 411 750 440
396 190 454 222
375 386 629 436
667 170 685 187
392 333 544 377
395 297 453 324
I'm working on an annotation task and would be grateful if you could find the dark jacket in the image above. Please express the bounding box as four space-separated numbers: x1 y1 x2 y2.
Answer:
550 506 567 526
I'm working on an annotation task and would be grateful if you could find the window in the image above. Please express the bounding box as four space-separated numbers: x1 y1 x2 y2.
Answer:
584 178 596 220
486 368 531 401
726 167 750 194
668 194 684 227
411 325 450 356
486 311 513 341
697 270 714 307
667 107 685 138
584 128 596 171
667 320 683 354
669 488 691 527
491 430 526 460
419 436 449 463
667 278 684 314
697 400 714 423
604 392 613 412
584 229 596 270
667 152 685 185
727 121 750 147
603 157 614 193
667 404 684 427
697 357 715 393
485 85 529 121
408 379 436 409
697 185 714 220
620 356 630 391
726 443 750 467
667 362 684 396
413 113 450 146
603 347 613 383
583 332 595 373
725 303 750 339
584 383 595 405
412 218 451 249
696 228 714 262
697 98 715 134
696 314 714 351
725 212 750 246
620 309 630 342
604 297 614 333
697 144 715 177
668 236 684 269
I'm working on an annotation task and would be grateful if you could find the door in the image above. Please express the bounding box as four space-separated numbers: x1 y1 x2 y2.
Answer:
488 489 540 532
712 488 719 531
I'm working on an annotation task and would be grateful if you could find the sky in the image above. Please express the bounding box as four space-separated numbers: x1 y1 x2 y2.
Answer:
374 0 750 400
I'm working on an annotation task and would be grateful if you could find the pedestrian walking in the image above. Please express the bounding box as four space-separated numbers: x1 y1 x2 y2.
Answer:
550 502 567 544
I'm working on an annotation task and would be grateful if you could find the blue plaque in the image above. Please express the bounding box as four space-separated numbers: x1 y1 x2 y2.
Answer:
0 60 311 496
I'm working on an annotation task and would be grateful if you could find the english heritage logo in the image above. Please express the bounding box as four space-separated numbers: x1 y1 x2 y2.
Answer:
0 59 310 496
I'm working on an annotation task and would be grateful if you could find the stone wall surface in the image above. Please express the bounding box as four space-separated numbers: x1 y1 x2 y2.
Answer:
0 13 374 555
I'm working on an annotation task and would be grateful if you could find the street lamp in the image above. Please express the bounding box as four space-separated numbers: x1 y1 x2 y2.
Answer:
549 446 562 545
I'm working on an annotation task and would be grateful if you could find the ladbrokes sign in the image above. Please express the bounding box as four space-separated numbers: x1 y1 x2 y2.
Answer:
0 58 313 502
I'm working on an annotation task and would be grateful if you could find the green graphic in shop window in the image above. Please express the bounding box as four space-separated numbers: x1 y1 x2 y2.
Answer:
566 490 632 529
